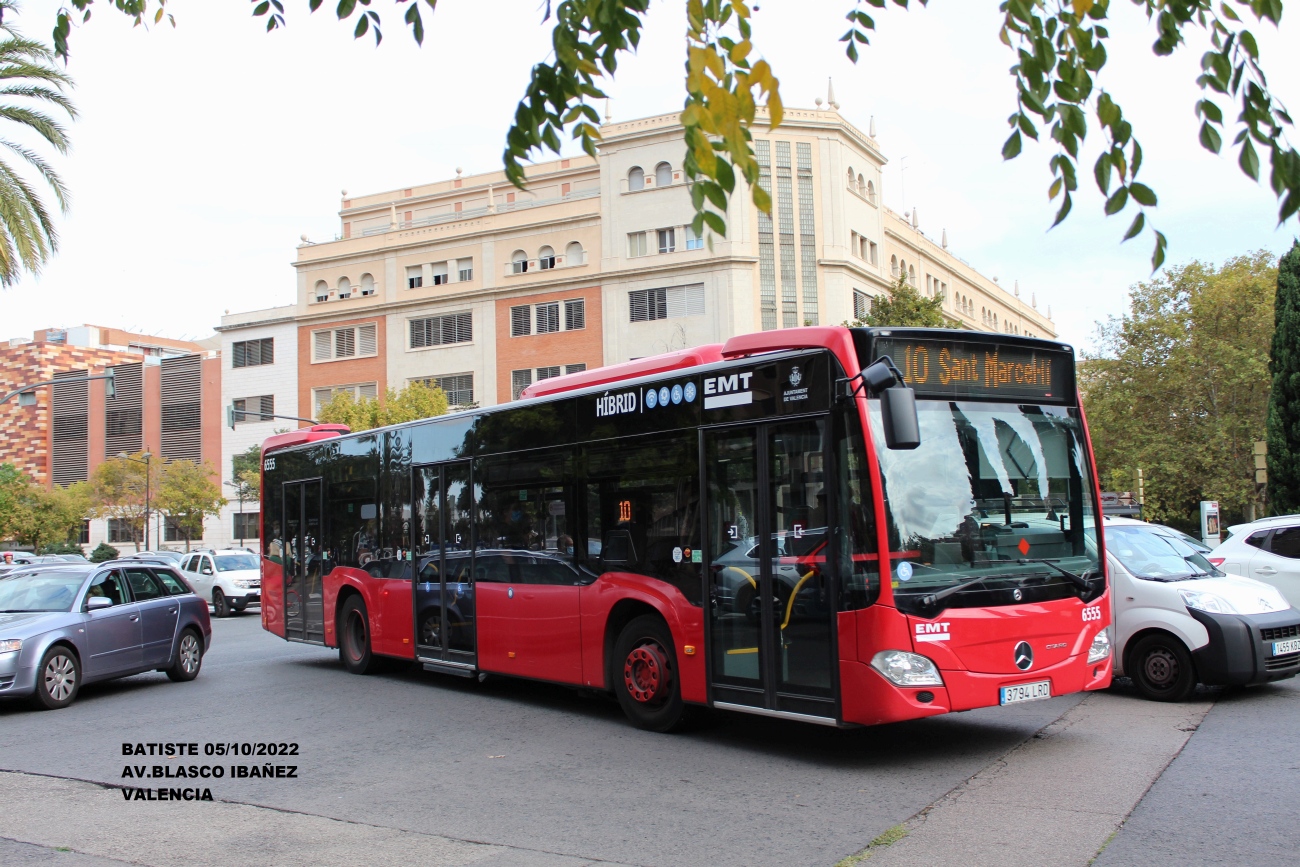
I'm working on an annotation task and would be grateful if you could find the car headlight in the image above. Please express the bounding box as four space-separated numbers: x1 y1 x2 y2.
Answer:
0 638 22 654
1180 589 1239 614
1087 627 1111 663
870 650 944 686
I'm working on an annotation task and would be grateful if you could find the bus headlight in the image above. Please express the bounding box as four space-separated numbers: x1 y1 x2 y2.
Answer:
1087 627 1111 663
870 650 944 686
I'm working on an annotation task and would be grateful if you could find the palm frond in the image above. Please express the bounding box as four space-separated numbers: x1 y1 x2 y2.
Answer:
0 138 68 211
0 85 78 118
0 163 52 285
0 105 70 152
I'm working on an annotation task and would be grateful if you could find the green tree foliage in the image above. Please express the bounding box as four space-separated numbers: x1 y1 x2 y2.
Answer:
844 275 947 328
0 1 75 286
1266 240 1300 514
0 462 89 550
317 381 449 432
230 443 262 503
1079 251 1276 529
88 540 118 563
88 451 159 550
155 460 226 552
47 0 1300 268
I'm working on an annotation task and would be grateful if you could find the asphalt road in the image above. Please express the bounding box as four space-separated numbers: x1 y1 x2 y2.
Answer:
1093 676 1300 866
2 611 1089 867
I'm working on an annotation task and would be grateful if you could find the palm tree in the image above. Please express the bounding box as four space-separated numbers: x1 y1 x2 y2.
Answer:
0 0 74 286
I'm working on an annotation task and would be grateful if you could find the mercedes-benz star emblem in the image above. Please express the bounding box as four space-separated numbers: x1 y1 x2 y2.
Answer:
1013 641 1033 671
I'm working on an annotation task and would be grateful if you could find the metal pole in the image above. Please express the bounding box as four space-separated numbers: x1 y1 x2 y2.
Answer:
144 453 151 551
238 488 244 547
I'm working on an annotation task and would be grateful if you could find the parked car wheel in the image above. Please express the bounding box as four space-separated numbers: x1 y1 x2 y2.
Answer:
212 588 230 618
32 645 80 710
166 628 204 683
339 596 378 675
1128 632 1198 702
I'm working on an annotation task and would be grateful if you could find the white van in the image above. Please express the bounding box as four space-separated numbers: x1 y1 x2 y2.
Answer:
1104 517 1299 701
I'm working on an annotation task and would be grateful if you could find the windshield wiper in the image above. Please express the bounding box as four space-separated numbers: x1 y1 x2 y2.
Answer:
1017 559 1096 592
899 572 1026 607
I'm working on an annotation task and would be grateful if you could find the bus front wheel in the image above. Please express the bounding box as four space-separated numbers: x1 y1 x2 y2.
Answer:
339 596 378 675
613 614 693 733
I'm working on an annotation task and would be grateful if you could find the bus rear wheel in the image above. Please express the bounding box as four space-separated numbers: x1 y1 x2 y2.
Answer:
613 615 693 733
339 596 378 675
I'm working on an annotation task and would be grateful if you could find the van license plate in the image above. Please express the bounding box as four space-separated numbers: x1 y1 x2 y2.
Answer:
1000 680 1051 705
1273 638 1300 656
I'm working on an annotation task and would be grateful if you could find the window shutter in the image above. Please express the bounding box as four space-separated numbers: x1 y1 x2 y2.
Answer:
537 366 561 380
629 290 648 322
260 339 274 365
410 319 429 349
565 363 587 375
313 331 332 361
232 342 247 368
685 284 705 316
565 299 585 331
536 303 560 334
358 383 378 401
359 324 377 356
260 395 275 420
511 305 531 337
511 369 532 400
335 328 355 358
232 398 247 423
455 312 472 343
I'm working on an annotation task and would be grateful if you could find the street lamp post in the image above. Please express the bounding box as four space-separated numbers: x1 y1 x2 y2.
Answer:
117 451 153 550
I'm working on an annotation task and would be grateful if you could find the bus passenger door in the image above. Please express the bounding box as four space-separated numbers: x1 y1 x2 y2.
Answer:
283 479 324 643
704 420 836 720
412 461 476 666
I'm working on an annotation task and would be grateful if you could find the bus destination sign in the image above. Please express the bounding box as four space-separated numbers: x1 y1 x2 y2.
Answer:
872 337 1074 403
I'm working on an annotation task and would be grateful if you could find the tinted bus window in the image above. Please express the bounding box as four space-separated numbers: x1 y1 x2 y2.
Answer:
585 432 702 605
477 449 573 554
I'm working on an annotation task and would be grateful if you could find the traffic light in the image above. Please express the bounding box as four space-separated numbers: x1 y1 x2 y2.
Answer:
227 405 236 430
105 368 116 399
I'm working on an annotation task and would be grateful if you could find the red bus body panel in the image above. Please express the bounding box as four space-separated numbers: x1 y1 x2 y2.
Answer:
261 557 286 638
478 584 583 683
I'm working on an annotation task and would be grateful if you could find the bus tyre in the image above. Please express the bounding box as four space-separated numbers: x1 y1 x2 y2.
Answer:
613 615 693 733
339 596 378 675
212 588 230 618
1129 633 1197 702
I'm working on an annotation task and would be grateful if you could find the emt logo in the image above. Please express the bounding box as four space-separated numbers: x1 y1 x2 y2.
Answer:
914 622 951 643
703 371 754 410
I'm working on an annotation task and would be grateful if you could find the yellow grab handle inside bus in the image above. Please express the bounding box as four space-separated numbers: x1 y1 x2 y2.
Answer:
781 570 817 632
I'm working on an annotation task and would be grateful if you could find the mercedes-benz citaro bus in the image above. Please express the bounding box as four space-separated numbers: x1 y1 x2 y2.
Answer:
258 326 1112 731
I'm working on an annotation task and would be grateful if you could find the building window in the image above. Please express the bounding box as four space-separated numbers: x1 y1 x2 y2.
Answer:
510 305 531 337
231 338 273 369
628 166 645 191
857 174 866 196
312 324 378 362
536 365 561 381
655 162 672 187
79 520 90 544
890 255 899 277
432 262 449 285
314 281 329 303
564 299 585 331
628 231 647 258
846 167 855 187
511 250 529 274
629 284 705 322
107 518 134 544
658 228 676 254
511 369 533 400
313 383 379 414
565 241 584 266
565 363 586 375
163 518 187 543
232 395 274 424
853 290 870 321
536 302 560 334
685 224 703 250
233 512 260 540
868 241 878 264
406 265 423 289
338 277 352 300
409 312 472 349
458 258 474 281
539 246 556 270
414 373 474 407
360 273 376 296
866 180 876 202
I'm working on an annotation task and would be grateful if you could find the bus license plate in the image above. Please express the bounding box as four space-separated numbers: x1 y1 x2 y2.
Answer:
1273 638 1300 656
1000 680 1051 705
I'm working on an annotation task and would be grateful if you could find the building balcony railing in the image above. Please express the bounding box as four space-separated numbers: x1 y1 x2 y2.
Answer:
345 187 602 239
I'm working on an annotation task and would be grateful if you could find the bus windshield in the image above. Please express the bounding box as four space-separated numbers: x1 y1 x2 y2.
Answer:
869 400 1101 614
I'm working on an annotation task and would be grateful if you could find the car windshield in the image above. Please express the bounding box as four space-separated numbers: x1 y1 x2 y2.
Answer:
0 570 86 612
869 400 1101 613
1108 526 1220 581
215 553 259 572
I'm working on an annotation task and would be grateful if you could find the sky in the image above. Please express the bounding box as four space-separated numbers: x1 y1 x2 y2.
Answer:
3 0 1298 352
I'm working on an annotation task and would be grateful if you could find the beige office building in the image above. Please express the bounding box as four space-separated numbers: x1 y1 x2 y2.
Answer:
222 105 1054 417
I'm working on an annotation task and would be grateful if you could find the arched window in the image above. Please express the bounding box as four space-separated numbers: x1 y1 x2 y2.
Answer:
890 255 899 277
337 277 352 299
866 180 875 202
360 273 375 296
538 245 556 270
655 162 672 187
858 174 866 196
628 166 645 191
314 280 329 302
907 265 915 284
993 313 998 328
511 249 529 274
847 167 855 187
565 241 584 266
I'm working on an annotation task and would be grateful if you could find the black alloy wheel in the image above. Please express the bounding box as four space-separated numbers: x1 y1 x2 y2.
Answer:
339 596 378 675
212 588 230 618
612 614 695 732
1128 633 1198 702
419 610 441 647
32 645 80 710
166 629 204 682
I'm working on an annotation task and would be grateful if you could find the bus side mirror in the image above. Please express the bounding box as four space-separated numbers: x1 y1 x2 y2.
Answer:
863 357 921 450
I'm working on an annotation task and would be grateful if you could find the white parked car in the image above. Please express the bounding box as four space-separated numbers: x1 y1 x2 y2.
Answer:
1103 517 1298 701
1209 514 1300 610
179 549 261 617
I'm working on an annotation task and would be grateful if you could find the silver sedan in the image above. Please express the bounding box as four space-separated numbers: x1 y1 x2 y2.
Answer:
0 561 212 710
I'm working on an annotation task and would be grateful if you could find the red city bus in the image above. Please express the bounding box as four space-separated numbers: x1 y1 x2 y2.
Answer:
258 326 1112 731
